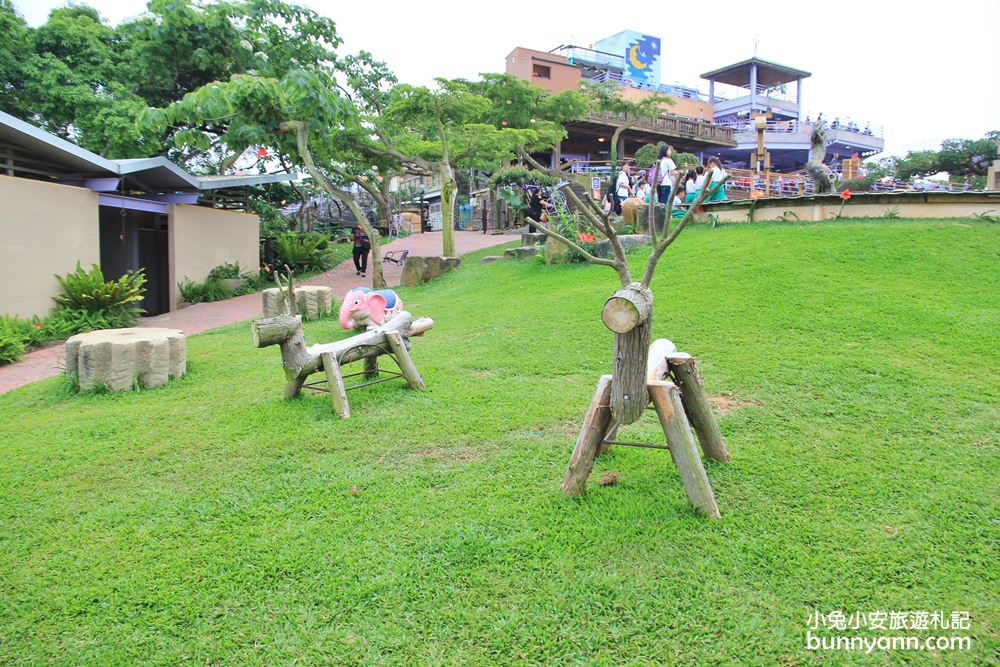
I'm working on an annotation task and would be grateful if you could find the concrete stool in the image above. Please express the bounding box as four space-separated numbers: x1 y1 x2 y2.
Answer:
262 285 334 319
64 328 186 392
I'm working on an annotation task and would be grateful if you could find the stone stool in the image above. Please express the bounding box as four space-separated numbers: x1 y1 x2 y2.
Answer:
262 285 334 319
64 328 186 392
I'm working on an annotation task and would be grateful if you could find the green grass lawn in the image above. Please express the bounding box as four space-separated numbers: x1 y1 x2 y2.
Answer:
1 219 997 665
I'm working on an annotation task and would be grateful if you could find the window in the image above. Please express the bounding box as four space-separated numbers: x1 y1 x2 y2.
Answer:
532 64 551 80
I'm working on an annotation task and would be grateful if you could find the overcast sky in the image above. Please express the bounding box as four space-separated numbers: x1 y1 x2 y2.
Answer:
13 0 1000 158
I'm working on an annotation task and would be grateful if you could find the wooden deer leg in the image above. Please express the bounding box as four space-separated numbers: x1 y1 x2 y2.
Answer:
562 375 615 496
648 380 721 518
321 352 350 419
667 353 731 463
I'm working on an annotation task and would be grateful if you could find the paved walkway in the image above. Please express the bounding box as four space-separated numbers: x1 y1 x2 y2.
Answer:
0 230 517 395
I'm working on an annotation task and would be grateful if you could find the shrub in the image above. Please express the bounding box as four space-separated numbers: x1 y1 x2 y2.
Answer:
232 271 270 296
0 314 48 349
0 324 27 365
44 308 137 338
178 278 207 304
273 232 330 268
207 261 242 281
178 278 234 304
53 263 146 323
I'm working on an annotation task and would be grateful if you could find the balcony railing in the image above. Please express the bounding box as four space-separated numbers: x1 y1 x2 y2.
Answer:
717 119 884 140
550 45 625 70
589 70 708 101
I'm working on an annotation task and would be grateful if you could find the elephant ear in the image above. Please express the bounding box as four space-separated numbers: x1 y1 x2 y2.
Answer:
367 292 388 323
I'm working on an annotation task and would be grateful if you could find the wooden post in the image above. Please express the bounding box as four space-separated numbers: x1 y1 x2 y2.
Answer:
602 283 653 426
667 352 731 463
385 331 425 389
648 380 721 518
321 352 350 418
363 356 378 380
561 375 614 496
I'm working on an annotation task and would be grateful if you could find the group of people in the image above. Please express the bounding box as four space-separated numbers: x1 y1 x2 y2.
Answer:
610 145 728 215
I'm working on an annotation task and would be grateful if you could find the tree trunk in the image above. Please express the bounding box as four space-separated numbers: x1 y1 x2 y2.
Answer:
602 284 653 425
440 164 456 257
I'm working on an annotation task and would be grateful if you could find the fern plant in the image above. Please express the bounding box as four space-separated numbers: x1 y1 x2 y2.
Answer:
273 233 329 267
53 263 146 320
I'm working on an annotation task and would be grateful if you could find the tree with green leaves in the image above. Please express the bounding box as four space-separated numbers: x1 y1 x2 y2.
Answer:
6 0 349 161
142 67 399 285
376 78 548 258
580 81 675 172
0 0 31 117
891 131 998 185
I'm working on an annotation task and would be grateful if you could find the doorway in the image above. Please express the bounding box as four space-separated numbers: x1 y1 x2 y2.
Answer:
99 207 170 316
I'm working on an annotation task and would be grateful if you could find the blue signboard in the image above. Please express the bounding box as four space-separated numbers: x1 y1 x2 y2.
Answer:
595 30 661 87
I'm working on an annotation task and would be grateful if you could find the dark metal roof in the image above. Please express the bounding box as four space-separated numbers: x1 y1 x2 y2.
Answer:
0 111 297 193
700 57 812 88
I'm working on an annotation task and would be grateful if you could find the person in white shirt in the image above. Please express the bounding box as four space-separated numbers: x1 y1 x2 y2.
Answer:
683 169 699 203
694 165 707 192
655 144 677 205
705 156 728 201
614 163 633 214
634 170 651 202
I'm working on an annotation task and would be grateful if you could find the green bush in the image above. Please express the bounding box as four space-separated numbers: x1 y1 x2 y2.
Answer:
44 308 137 338
273 232 330 268
206 261 242 281
178 278 206 304
178 278 234 304
0 324 27 365
53 263 146 321
232 271 270 296
0 314 48 349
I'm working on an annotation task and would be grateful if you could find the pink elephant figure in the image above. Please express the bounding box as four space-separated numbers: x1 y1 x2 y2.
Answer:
339 287 403 329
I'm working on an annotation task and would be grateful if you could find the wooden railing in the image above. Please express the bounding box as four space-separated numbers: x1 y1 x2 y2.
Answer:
584 111 735 144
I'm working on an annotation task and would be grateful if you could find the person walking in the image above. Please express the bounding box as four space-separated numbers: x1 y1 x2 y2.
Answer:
351 223 371 277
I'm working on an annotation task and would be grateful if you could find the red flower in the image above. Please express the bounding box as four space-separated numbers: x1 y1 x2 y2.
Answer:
578 233 594 243
256 148 267 159
750 189 766 200
840 189 852 200
34 323 42 329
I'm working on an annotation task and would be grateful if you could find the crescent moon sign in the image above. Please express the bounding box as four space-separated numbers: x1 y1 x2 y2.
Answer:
628 45 648 70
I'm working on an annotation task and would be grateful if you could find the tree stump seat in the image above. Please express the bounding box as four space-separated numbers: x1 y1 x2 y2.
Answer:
262 285 333 319
64 328 186 392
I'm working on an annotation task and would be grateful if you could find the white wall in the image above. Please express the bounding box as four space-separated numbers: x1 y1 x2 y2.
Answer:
169 205 259 311
0 176 101 318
